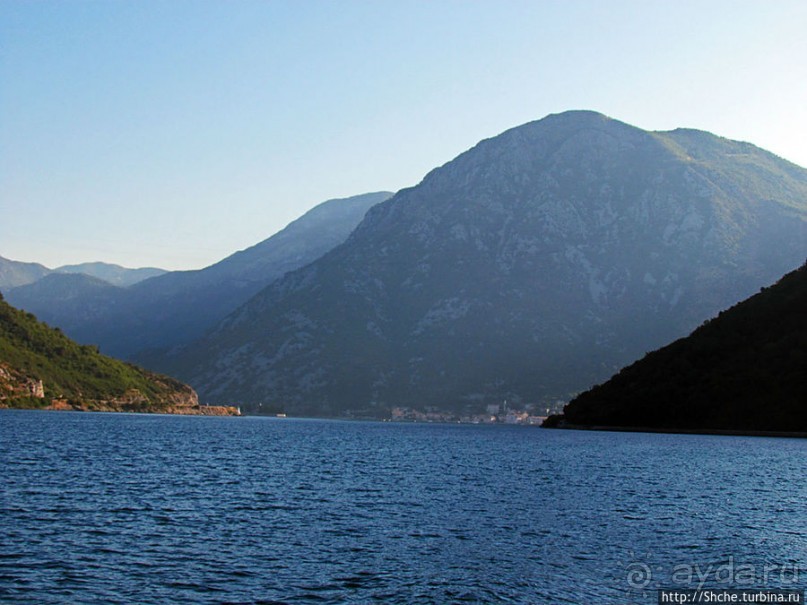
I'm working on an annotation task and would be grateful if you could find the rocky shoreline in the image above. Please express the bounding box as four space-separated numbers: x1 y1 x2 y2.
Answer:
1 400 240 416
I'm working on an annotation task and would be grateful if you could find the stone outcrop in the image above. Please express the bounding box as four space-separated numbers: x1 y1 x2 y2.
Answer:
42 399 241 415
0 363 45 402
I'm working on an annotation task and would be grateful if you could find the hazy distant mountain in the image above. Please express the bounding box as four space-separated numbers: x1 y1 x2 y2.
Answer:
0 256 164 290
167 111 807 416
6 273 124 346
544 262 807 434
55 262 166 287
0 256 50 289
7 192 391 358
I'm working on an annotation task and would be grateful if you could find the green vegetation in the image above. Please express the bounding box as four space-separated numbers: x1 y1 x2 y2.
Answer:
0 293 196 410
546 262 807 433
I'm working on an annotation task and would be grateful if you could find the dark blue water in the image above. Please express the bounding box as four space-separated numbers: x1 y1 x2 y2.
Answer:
1 410 805 604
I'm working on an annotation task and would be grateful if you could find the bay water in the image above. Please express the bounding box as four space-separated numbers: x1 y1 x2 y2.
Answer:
1 410 805 603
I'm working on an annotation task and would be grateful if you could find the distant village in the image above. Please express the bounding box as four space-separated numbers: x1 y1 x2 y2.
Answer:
388 401 565 425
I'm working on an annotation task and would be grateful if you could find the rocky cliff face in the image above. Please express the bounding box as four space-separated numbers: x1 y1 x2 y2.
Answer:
0 362 45 401
169 111 807 417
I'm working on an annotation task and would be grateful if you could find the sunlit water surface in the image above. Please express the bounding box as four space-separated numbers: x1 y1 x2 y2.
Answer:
1 410 805 603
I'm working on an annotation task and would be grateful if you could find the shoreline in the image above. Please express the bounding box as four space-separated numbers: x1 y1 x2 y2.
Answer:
0 402 241 416
542 421 807 439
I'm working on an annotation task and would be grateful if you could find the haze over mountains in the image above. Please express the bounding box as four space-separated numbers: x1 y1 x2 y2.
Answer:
4 192 391 358
0 256 166 290
157 111 807 416
55 263 167 287
4 111 807 421
0 257 52 290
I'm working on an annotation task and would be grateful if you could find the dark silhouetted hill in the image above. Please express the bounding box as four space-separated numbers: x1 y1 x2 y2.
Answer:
544 262 807 434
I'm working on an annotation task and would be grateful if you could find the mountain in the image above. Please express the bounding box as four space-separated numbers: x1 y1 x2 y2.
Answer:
5 273 125 348
188 191 393 284
0 292 235 414
543 262 807 434
0 256 164 290
165 110 807 417
6 192 391 359
0 255 50 289
55 262 167 287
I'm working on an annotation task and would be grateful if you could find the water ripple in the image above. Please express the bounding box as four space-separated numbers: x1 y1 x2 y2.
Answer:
2 411 806 604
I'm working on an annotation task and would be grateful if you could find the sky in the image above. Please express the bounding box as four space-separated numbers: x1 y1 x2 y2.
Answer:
2 0 806 271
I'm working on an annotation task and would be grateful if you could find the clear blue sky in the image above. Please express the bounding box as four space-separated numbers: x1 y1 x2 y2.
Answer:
2 0 806 270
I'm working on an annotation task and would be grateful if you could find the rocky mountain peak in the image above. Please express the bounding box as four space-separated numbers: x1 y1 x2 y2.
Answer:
108 113 807 416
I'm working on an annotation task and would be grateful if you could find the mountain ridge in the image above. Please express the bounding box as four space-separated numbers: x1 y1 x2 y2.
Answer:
55 262 167 287
0 256 166 290
0 256 52 289
6 191 392 359
167 111 807 416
